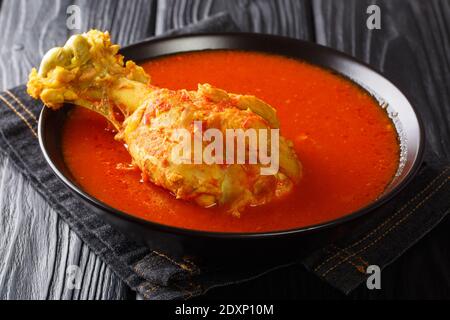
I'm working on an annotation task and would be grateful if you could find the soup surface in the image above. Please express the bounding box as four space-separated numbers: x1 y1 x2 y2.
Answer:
62 50 399 232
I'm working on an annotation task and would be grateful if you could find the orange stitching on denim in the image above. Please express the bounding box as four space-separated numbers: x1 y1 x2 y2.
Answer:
331 244 369 270
5 90 38 123
152 250 197 273
314 166 450 273
325 246 366 274
0 94 38 138
142 284 158 299
321 176 450 278
3 91 199 274
173 281 201 300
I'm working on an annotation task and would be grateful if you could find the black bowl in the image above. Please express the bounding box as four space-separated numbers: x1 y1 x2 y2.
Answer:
39 33 424 261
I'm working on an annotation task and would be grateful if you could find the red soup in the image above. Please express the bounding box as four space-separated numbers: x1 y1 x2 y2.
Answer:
62 50 399 233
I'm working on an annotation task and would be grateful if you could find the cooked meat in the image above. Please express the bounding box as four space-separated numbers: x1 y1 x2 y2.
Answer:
27 30 302 215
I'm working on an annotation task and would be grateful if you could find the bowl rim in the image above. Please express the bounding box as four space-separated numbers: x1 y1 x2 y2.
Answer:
38 32 425 240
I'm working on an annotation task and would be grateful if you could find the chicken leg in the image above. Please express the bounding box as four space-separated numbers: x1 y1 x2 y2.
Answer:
27 30 302 216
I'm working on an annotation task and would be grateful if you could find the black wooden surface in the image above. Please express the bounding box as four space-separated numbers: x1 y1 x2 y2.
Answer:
0 0 449 299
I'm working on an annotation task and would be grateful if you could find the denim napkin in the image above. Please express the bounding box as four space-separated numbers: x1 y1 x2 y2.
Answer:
0 13 449 299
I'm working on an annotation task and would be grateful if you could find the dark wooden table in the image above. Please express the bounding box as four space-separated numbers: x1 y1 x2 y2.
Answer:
0 0 449 300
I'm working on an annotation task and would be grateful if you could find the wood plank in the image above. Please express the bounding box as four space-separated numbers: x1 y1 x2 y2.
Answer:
0 0 156 299
155 0 314 40
312 0 450 161
308 0 450 298
193 0 450 299
131 0 311 301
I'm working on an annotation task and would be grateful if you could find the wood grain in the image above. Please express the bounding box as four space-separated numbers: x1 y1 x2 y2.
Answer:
192 0 450 299
312 0 450 161
1 0 449 300
309 0 450 298
0 0 156 300
0 0 314 300
206 0 450 299
155 0 313 40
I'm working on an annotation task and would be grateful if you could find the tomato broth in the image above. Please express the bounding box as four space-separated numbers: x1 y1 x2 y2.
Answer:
62 50 399 232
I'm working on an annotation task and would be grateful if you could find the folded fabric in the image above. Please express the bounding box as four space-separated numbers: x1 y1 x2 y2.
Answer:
0 13 448 299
